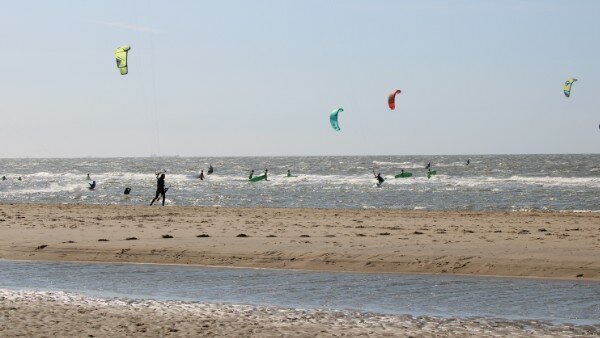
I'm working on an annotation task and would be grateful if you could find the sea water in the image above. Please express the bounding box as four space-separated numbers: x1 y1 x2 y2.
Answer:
0 260 598 326
0 154 598 211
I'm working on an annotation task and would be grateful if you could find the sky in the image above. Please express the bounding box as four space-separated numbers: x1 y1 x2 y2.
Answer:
0 0 599 158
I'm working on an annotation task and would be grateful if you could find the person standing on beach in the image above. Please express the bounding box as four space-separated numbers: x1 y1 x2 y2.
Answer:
150 173 167 206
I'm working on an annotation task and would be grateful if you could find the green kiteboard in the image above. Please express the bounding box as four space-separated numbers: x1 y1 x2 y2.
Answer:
427 170 437 179
395 172 413 178
249 174 267 182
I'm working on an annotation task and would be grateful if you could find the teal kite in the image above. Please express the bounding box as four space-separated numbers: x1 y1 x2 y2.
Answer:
330 108 343 131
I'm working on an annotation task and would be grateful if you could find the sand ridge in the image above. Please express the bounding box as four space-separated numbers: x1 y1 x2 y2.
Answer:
2 289 598 337
0 203 599 280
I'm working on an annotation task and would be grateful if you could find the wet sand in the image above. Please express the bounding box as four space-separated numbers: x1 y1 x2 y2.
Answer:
2 289 597 337
1 203 599 280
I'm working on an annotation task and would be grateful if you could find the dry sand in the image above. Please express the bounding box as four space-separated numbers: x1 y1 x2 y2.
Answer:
1 203 599 280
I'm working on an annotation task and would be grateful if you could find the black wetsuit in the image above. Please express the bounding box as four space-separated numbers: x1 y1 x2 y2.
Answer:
376 174 384 184
151 175 166 206
208 166 213 174
88 181 96 190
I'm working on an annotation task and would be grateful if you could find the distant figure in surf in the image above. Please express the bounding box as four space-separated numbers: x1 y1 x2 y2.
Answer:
86 173 91 180
18 177 22 181
207 164 214 175
264 169 268 181
249 170 254 180
425 162 431 169
199 170 204 181
150 173 166 206
287 169 292 177
1 176 5 181
88 181 96 190
466 159 471 166
124 187 131 195
375 172 385 185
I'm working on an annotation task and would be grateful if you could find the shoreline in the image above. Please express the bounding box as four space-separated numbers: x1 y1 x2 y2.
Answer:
1 203 599 280
4 257 599 283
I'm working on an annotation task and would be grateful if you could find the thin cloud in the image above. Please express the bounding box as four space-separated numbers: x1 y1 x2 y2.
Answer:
92 20 161 34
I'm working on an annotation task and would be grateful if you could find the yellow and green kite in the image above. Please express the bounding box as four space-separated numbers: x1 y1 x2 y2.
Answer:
115 45 131 75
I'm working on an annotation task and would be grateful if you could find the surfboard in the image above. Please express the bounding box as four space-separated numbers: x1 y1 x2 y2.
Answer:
249 174 267 182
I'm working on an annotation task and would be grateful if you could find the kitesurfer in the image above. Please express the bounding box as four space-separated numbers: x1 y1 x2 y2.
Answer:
249 170 254 180
375 173 385 185
150 173 166 206
264 169 269 181
1 176 5 181
124 187 131 195
199 170 205 180
425 162 431 169
466 159 470 166
88 181 96 190
287 169 292 177
208 164 214 175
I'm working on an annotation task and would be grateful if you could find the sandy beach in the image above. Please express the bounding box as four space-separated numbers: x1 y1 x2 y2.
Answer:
1 203 599 280
4 289 598 337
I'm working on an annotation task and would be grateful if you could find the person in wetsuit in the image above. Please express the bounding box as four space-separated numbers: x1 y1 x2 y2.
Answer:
150 173 166 206
425 162 431 169
264 169 268 181
249 170 254 180
207 164 214 175
375 172 384 185
88 181 96 190
287 169 292 177
124 187 131 195
199 170 204 180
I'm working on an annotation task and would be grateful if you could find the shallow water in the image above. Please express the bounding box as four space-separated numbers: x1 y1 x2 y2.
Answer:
1 260 598 325
0 154 599 211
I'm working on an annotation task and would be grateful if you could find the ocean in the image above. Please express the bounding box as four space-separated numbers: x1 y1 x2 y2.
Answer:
1 154 598 211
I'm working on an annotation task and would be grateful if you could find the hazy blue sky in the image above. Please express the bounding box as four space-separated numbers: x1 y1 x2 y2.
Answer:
1 1 599 157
